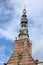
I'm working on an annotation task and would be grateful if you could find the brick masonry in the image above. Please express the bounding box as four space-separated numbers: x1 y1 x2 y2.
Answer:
5 38 37 65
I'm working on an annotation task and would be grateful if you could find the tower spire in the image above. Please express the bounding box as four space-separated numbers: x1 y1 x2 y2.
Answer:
18 7 29 39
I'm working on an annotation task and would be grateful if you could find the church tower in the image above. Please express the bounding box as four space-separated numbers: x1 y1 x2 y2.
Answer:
4 8 37 65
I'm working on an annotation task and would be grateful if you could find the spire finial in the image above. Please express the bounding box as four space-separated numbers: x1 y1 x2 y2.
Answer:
18 2 29 38
24 2 26 9
23 1 27 14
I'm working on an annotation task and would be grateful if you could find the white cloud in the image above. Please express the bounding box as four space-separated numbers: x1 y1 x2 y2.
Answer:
0 28 15 41
32 38 43 60
0 45 8 65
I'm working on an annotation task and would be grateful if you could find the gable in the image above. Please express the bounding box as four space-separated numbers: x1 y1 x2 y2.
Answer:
6 49 36 65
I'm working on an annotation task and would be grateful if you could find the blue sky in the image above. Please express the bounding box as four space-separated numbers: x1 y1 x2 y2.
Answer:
0 0 43 65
